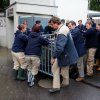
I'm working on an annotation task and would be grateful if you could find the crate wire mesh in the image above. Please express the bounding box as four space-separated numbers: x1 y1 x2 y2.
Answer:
40 34 56 76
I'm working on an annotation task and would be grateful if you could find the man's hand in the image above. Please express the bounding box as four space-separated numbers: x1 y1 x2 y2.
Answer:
51 58 55 64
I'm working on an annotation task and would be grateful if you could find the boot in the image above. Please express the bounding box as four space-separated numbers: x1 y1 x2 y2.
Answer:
28 74 35 87
27 70 32 83
17 68 26 81
12 69 18 80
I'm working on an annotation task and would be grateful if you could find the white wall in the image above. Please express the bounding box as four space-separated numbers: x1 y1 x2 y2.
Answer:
56 0 88 24
16 3 57 16
0 17 7 47
6 17 14 49
10 0 56 6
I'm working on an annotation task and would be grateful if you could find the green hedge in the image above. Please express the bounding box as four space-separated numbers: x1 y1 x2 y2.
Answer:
89 0 100 11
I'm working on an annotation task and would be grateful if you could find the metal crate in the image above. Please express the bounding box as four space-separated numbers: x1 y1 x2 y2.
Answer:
40 34 56 76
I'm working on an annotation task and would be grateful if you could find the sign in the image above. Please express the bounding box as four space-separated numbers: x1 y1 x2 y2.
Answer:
7 8 14 17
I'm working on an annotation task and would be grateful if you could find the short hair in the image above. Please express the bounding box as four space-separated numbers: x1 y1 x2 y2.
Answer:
69 20 76 26
86 20 93 26
61 19 65 23
97 23 100 26
32 24 41 33
66 20 70 26
48 19 51 23
50 16 61 25
78 20 82 22
35 20 41 24
23 21 28 25
17 24 25 30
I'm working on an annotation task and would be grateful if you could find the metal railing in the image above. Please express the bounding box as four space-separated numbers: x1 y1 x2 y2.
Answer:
40 34 56 76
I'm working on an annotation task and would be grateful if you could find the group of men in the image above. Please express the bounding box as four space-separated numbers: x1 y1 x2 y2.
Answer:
46 17 100 93
11 16 100 93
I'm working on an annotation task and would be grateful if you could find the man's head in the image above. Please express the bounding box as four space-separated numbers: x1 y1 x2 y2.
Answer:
49 16 61 29
35 20 41 27
36 20 41 24
78 20 82 26
86 21 92 29
61 19 65 24
96 23 100 31
17 24 26 32
23 21 28 29
68 21 76 30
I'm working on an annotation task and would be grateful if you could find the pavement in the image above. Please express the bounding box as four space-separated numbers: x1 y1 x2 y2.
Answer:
0 47 100 100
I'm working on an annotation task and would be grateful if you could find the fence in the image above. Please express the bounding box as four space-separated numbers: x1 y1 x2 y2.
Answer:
40 34 56 76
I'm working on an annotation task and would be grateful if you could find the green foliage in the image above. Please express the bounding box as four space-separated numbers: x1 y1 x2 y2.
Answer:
89 0 100 11
0 0 10 11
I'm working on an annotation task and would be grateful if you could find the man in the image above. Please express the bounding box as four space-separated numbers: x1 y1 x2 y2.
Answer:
83 21 98 76
87 18 96 29
32 20 44 33
44 20 55 34
95 23 100 70
68 21 86 81
49 17 78 93
61 19 65 25
78 20 86 33
23 21 31 36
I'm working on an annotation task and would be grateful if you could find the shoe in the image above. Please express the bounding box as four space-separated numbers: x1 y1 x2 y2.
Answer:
27 71 32 83
87 73 93 77
49 88 60 93
28 74 35 87
75 77 84 82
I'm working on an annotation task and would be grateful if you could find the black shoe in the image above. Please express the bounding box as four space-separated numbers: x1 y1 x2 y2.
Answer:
49 88 60 93
12 69 18 80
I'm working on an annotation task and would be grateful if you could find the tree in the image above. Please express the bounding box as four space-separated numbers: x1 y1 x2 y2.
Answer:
89 0 100 11
0 0 10 12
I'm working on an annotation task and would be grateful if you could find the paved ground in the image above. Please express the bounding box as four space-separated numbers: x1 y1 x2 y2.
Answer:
0 47 100 100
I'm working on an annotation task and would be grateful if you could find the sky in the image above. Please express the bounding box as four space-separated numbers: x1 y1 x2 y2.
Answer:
55 0 88 24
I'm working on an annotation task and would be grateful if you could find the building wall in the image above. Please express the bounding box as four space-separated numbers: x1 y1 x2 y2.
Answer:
10 0 55 6
16 3 57 16
0 17 7 47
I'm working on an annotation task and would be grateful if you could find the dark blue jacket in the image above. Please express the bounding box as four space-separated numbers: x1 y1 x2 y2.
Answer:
92 21 96 28
77 24 86 33
25 32 49 56
53 33 78 67
70 27 86 57
12 30 28 52
97 31 100 46
83 28 98 49
95 31 100 59
24 28 31 36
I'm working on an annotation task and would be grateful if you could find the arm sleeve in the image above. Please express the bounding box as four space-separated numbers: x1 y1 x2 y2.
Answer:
83 29 95 37
19 34 28 42
71 30 79 39
52 34 68 58
39 36 49 46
